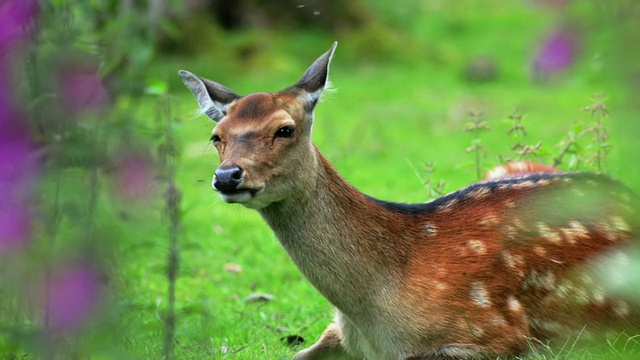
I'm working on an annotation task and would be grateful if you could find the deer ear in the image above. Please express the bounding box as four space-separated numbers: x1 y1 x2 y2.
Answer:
294 42 337 110
178 70 241 122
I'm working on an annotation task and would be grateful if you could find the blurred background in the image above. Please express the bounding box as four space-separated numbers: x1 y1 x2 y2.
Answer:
1 0 639 358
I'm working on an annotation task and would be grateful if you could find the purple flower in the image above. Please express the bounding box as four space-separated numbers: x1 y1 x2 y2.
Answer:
58 63 108 114
0 133 35 253
532 30 578 77
0 206 30 252
113 150 156 200
0 138 35 185
0 0 39 51
45 263 102 332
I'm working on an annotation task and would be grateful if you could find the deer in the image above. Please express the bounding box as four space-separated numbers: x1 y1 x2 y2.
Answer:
179 42 640 359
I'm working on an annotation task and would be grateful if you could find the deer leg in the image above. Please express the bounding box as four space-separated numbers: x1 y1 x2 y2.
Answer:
293 322 358 360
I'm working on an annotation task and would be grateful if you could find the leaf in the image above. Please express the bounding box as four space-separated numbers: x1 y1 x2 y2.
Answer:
145 79 168 96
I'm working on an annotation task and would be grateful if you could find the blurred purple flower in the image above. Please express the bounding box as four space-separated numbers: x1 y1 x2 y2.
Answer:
45 263 102 332
113 150 156 200
0 0 39 51
0 0 38 254
0 137 35 184
58 63 108 114
0 206 30 252
0 102 36 253
533 30 578 77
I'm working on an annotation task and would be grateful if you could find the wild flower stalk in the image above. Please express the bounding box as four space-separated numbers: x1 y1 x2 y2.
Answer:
422 161 445 199
552 125 586 170
553 93 610 171
506 109 527 154
464 110 491 181
155 89 181 360
505 109 543 161
582 93 610 173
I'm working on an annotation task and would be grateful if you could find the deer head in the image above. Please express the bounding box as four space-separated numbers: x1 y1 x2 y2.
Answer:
179 43 337 209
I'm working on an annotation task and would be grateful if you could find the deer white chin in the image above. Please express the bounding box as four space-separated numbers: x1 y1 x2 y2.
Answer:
219 190 253 204
217 186 267 208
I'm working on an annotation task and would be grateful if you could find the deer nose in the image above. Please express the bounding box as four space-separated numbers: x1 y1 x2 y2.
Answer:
214 165 243 192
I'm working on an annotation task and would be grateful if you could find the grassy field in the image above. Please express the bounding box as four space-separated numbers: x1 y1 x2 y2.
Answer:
146 9 640 358
4 1 640 359
137 5 640 359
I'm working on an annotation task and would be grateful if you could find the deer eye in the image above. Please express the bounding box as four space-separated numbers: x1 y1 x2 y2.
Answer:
275 125 295 138
275 125 296 138
210 134 221 142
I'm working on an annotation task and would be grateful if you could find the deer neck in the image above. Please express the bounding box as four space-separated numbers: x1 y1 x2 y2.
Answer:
258 146 407 315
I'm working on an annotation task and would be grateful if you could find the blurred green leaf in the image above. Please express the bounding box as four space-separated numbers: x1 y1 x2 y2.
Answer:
145 79 169 96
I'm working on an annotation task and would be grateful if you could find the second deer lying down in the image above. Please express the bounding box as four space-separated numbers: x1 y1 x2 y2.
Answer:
180 43 640 359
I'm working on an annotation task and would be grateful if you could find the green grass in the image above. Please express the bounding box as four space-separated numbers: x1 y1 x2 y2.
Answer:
157 33 639 360
130 7 640 359
4 1 639 359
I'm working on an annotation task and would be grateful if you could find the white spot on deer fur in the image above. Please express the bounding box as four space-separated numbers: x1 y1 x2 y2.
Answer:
573 287 590 305
610 216 630 233
513 180 537 189
502 251 525 275
579 274 594 285
467 240 486 255
560 228 578 245
570 221 589 238
501 225 517 239
512 217 528 232
503 251 515 268
479 213 499 227
613 300 630 317
437 198 459 212
591 288 606 304
504 199 516 208
424 223 437 235
469 282 491 308
537 222 561 243
536 179 551 187
554 284 571 299
507 296 522 313
598 221 617 241
468 187 490 199
534 246 546 257
489 315 507 327
525 270 556 290
471 326 484 337
542 270 556 289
